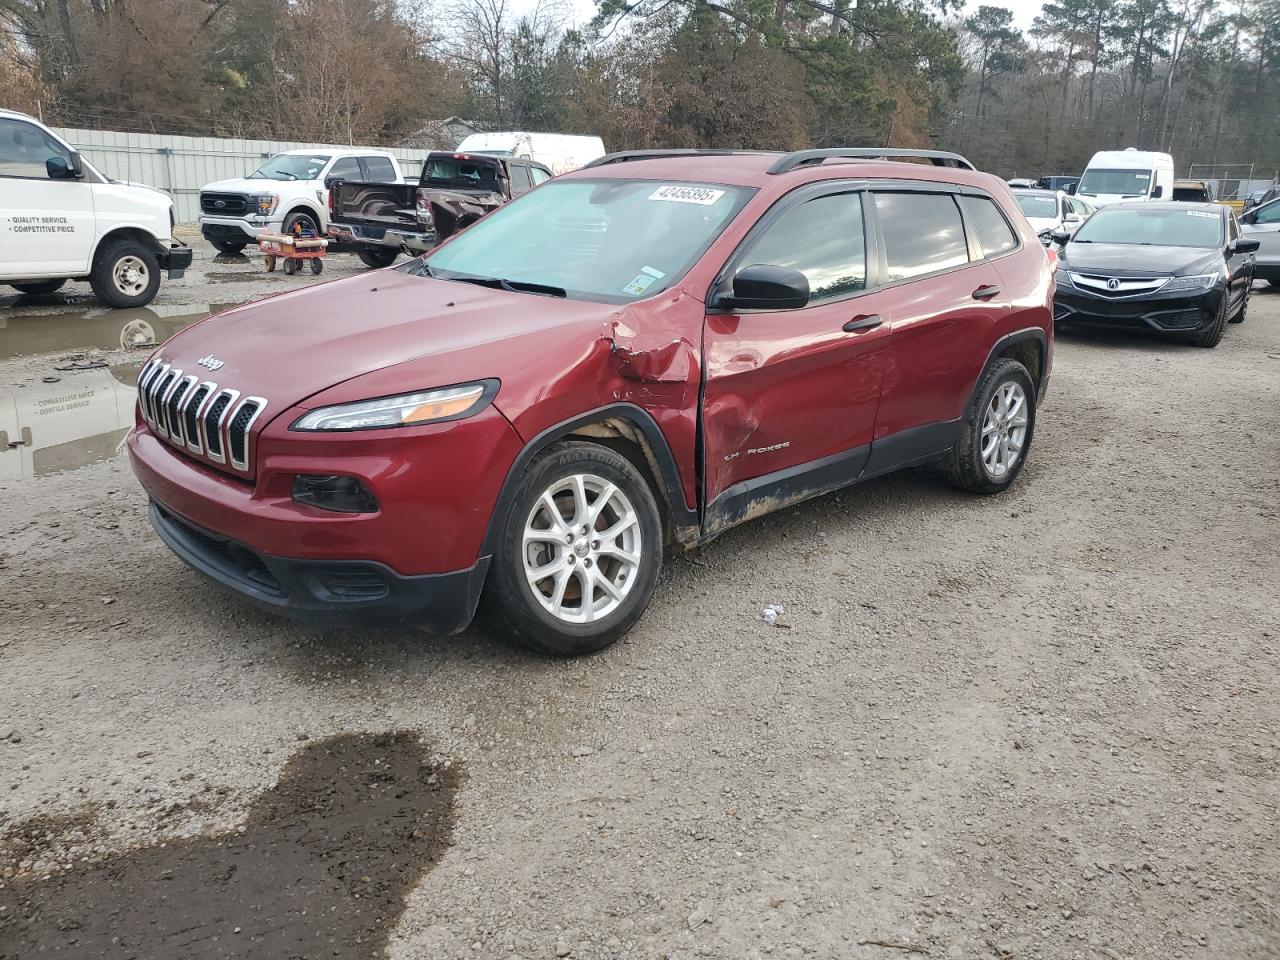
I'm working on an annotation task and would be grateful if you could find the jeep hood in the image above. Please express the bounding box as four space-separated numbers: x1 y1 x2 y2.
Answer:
151 269 620 415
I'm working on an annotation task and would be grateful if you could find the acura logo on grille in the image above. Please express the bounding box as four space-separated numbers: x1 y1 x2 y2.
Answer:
198 354 225 371
1107 278 1121 290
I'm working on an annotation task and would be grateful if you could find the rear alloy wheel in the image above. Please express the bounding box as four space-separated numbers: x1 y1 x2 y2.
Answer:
947 358 1037 495
10 279 67 296
357 248 399 269
483 442 662 656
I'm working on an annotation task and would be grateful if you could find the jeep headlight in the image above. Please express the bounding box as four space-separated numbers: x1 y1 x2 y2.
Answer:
253 194 279 217
1161 274 1218 292
291 381 497 431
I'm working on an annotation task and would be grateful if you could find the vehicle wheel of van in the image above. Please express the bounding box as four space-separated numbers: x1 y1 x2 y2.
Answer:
210 240 246 255
1194 299 1227 347
282 211 319 238
10 279 66 295
90 239 161 309
1229 287 1249 323
946 358 1036 495
482 442 663 656
357 248 399 269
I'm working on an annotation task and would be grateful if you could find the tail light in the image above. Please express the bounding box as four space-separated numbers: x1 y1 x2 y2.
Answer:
1045 246 1059 271
416 195 434 228
327 188 335 216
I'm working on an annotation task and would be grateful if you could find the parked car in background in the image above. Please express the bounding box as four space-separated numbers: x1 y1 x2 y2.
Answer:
1172 179 1215 202
327 151 553 267
1007 177 1038 189
1011 188 1094 245
0 109 191 308
1077 149 1175 207
454 132 605 175
1240 195 1280 287
127 146 1053 655
1036 175 1080 194
1244 186 1279 211
198 149 405 254
1054 202 1256 347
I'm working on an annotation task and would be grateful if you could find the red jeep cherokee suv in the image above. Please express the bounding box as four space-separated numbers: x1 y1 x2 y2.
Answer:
128 148 1053 655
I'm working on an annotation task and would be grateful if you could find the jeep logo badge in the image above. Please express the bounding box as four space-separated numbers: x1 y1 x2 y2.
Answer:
198 354 225 371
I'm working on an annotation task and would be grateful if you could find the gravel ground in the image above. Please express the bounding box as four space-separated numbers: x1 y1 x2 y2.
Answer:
0 253 1277 960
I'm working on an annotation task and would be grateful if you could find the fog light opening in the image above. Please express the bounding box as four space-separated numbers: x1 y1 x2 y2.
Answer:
291 474 379 513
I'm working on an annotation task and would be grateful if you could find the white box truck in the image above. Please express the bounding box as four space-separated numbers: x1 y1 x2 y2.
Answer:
454 132 605 175
0 109 192 308
1077 149 1175 208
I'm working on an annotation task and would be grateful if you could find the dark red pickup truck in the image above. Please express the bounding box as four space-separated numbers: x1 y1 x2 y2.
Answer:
327 151 553 267
130 147 1053 656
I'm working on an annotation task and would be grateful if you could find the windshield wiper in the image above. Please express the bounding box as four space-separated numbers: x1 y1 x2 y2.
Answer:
448 275 567 298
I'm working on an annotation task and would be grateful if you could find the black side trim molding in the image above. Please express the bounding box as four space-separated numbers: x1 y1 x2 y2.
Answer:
704 444 870 539
973 327 1050 408
480 403 698 556
861 419 960 479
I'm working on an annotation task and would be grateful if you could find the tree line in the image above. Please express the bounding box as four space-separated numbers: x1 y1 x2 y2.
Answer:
1 0 1277 179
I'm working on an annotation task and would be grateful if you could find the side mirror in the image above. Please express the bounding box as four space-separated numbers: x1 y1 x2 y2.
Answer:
1050 228 1071 245
47 152 83 180
1066 184 1077 195
1233 238 1261 254
1151 185 1164 199
718 264 809 311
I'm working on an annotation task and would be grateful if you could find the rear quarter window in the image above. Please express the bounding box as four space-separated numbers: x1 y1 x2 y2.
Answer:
874 192 970 281
959 195 1019 258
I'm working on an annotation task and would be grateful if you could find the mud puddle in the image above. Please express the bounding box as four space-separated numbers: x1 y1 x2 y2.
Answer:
0 303 229 361
0 732 459 959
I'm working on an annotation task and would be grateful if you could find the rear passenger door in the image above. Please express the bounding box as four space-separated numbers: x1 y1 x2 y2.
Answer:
359 155 398 182
508 162 534 197
866 186 1011 464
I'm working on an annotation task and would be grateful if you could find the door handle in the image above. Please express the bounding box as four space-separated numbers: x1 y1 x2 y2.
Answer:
972 284 1001 300
842 314 884 333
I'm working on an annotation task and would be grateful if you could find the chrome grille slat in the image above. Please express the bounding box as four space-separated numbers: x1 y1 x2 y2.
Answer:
203 389 239 464
227 397 267 471
183 381 216 455
140 360 267 475
149 368 178 437
166 376 199 445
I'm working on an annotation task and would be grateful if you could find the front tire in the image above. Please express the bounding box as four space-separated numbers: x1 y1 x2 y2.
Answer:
1194 298 1227 347
357 248 399 269
481 442 663 656
90 239 161 308
10 279 67 295
210 240 246 255
1229 285 1249 324
946 358 1036 495
282 210 320 238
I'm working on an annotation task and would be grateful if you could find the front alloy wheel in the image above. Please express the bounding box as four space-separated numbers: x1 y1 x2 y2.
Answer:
483 441 663 656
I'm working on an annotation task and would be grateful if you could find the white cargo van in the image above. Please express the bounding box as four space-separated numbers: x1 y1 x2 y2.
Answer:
454 132 605 175
0 109 192 308
1077 149 1175 208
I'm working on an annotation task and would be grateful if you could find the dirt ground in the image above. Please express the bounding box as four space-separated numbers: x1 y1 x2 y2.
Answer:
0 249 1277 960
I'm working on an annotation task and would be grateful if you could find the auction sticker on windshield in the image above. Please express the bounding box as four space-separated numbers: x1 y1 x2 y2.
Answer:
1186 210 1218 218
649 185 726 205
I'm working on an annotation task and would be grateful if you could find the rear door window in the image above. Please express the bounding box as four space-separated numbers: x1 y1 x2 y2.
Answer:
327 157 362 182
509 163 534 196
361 155 397 181
530 166 552 186
734 192 867 303
958 195 1019 258
874 192 970 281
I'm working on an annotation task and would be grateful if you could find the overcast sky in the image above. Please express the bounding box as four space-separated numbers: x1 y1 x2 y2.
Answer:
508 0 1048 31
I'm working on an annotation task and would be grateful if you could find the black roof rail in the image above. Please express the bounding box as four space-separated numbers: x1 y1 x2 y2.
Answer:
582 149 777 169
767 148 976 175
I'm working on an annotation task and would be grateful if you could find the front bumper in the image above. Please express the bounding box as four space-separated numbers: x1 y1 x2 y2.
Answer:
158 243 193 279
1054 285 1224 335
149 500 488 631
200 216 275 244
327 223 436 253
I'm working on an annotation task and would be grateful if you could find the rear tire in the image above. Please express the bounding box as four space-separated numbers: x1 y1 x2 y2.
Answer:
946 358 1036 495
1194 298 1227 347
357 248 399 269
481 442 663 656
10 279 67 295
210 240 246 255
90 238 161 309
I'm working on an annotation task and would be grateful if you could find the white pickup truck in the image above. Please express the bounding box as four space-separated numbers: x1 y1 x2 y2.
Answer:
0 109 192 308
197 149 405 253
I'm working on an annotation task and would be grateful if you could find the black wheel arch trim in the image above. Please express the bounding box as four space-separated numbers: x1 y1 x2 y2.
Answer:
973 327 1050 408
479 403 699 558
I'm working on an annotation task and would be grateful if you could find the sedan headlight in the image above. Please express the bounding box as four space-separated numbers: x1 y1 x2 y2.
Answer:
253 194 279 217
1161 274 1218 292
292 381 496 431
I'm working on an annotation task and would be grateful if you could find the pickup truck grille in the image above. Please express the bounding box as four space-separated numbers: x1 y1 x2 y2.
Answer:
137 359 268 476
200 192 252 217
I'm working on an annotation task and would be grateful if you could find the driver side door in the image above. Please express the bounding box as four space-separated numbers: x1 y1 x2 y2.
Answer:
0 117 96 277
701 186 891 533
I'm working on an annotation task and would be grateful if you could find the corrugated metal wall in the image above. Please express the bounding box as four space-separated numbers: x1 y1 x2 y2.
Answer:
49 127 435 224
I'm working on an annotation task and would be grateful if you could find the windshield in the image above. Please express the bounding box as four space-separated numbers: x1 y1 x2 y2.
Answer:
1072 206 1222 248
1078 168 1152 196
1015 195 1058 219
417 179 752 303
250 154 331 181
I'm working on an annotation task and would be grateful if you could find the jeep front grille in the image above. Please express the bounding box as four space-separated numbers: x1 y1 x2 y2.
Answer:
137 359 267 474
